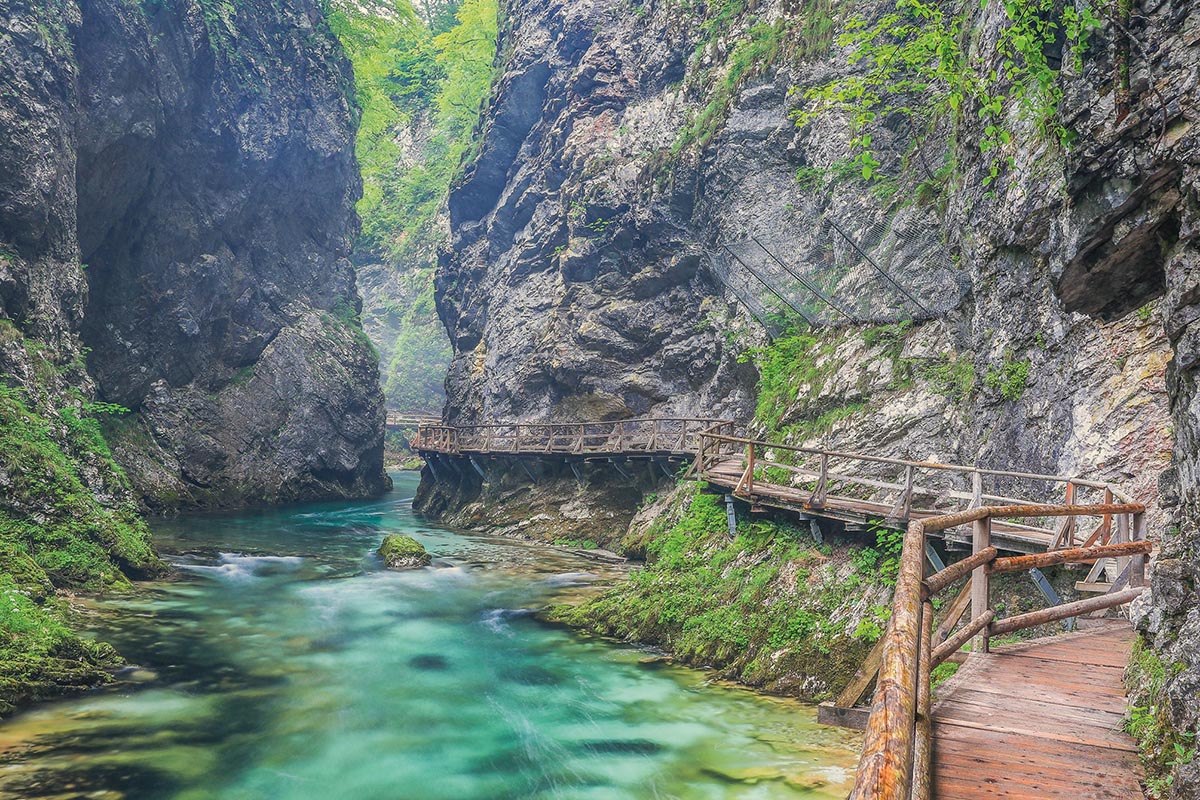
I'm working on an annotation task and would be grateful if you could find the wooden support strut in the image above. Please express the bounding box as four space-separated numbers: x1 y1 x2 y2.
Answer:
970 515 991 653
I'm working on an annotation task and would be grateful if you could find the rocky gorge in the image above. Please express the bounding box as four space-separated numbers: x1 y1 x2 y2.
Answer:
0 0 387 709
415 0 1200 793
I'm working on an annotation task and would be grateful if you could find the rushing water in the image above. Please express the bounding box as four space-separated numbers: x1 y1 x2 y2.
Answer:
0 473 859 799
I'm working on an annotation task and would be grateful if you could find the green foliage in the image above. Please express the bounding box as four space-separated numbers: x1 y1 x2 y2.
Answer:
743 325 838 431
674 21 786 154
853 604 892 642
798 0 1102 188
1127 637 1196 797
327 0 493 413
329 0 498 265
930 660 959 690
851 520 905 586
0 388 159 589
984 356 1030 401
921 356 976 401
553 484 880 697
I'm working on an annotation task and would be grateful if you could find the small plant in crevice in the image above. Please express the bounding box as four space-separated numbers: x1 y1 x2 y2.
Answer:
984 356 1031 401
1127 636 1196 798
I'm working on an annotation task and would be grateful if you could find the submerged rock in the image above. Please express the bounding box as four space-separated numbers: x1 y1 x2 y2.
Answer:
378 536 431 569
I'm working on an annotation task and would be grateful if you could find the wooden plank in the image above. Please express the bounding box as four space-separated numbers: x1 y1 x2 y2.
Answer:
835 635 886 708
818 702 870 730
928 624 1144 799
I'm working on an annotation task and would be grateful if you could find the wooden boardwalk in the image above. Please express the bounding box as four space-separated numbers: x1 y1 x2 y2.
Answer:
415 417 1138 557
931 623 1144 799
702 454 1073 554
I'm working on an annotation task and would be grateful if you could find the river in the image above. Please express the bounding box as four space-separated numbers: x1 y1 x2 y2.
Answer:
0 472 859 799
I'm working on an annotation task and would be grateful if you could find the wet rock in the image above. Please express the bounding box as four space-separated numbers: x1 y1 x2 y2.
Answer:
378 535 431 569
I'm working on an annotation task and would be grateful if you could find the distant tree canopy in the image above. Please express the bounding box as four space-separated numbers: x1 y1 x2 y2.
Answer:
324 0 498 416
325 0 498 265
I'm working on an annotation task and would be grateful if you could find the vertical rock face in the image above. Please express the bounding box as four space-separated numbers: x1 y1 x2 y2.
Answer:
437 3 756 424
1 0 388 512
432 0 1176 488
69 0 389 508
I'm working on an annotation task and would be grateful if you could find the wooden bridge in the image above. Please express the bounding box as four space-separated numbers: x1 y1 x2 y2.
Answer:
843 502 1151 799
414 417 1156 798
385 412 440 429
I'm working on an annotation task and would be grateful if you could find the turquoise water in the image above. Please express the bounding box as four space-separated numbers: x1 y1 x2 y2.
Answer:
0 473 859 799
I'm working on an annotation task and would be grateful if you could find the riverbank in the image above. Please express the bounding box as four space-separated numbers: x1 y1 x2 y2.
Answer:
0 473 861 799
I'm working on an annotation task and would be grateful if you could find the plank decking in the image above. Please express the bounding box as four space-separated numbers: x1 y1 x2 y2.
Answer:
930 622 1145 799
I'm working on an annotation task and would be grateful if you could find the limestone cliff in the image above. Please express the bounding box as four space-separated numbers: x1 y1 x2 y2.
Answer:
424 0 1199 790
71 0 389 509
0 0 385 709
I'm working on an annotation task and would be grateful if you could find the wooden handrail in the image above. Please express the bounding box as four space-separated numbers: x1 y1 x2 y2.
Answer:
697 429 1128 498
413 417 732 458
848 502 1149 800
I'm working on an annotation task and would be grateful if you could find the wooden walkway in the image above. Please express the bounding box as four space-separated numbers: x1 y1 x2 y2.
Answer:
414 417 1137 556
931 623 1144 799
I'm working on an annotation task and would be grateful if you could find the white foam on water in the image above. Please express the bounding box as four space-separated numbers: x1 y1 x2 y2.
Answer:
178 553 304 582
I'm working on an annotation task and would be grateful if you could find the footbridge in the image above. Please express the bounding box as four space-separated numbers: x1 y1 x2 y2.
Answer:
414 417 1155 798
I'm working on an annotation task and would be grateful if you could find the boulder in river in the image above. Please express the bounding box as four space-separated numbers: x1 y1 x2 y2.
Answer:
378 536 431 569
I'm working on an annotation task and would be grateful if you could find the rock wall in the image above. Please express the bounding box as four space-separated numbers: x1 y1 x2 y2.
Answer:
425 0 1199 789
0 0 386 706
68 0 389 509
426 0 1178 501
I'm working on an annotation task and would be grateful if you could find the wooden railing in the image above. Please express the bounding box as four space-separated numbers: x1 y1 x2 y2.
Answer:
413 418 729 457
385 412 441 428
848 503 1152 800
695 425 1133 550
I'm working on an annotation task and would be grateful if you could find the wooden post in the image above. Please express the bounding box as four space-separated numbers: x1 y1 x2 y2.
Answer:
1131 512 1147 588
1064 481 1076 546
911 601 934 800
848 520 926 800
1114 512 1131 585
811 453 829 506
513 424 521 453
971 514 991 653
970 470 982 508
746 443 755 494
1099 487 1113 544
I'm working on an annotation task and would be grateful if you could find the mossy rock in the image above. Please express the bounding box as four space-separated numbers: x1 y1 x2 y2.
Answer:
378 535 431 569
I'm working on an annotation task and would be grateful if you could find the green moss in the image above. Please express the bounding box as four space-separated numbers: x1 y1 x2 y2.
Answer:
377 534 431 568
0 382 160 714
0 574 122 715
551 484 886 699
1127 636 1196 798
0 387 160 590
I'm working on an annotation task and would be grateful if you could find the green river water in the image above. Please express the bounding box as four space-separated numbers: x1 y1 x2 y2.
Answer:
0 472 859 799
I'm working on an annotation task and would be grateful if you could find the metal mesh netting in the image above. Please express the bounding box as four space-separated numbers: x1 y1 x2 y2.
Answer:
714 205 967 330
